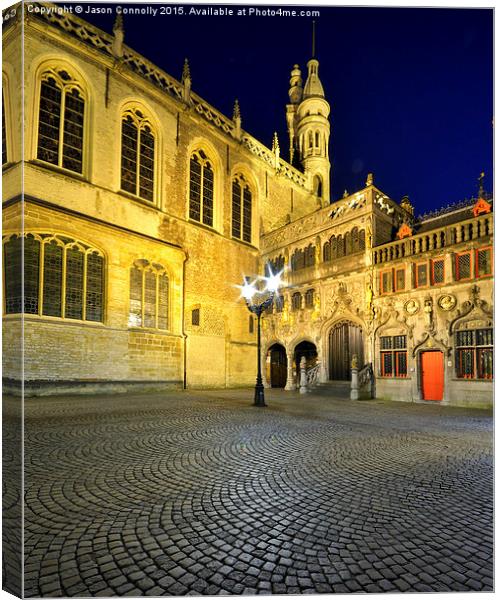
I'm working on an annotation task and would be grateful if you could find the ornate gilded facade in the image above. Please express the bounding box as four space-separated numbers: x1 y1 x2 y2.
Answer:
2 3 493 407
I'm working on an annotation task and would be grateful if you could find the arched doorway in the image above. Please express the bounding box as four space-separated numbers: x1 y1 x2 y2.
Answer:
267 344 287 388
329 320 364 380
294 341 318 375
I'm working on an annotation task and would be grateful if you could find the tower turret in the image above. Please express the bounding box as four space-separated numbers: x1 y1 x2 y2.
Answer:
295 55 331 206
286 64 303 166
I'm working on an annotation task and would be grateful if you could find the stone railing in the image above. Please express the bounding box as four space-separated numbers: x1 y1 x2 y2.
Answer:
306 362 321 390
373 213 493 265
351 360 374 400
28 2 308 189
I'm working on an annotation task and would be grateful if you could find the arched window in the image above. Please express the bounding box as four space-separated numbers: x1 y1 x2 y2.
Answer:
308 131 313 149
345 231 352 255
291 248 305 271
2 89 8 165
323 240 331 262
313 174 323 198
37 67 85 173
3 234 104 321
189 150 214 227
315 131 320 148
121 108 155 201
305 244 315 267
330 235 337 258
129 260 169 330
232 174 252 243
305 289 315 308
359 229 366 250
352 227 359 253
266 255 284 276
337 235 345 258
292 292 302 311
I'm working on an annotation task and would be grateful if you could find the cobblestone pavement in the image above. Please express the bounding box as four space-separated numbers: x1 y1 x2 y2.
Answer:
18 389 493 596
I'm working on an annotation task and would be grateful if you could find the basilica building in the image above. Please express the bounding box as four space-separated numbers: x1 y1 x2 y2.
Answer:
2 3 493 407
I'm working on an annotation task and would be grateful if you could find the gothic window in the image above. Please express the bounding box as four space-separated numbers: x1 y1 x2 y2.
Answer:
128 261 169 330
476 247 492 278
331 235 337 257
292 292 302 311
431 258 445 285
266 255 284 276
232 175 252 243
345 231 352 255
37 68 85 173
380 335 407 377
291 248 305 271
359 229 366 251
305 289 315 308
2 90 7 165
190 150 214 227
3 234 104 321
455 328 493 379
315 131 320 148
121 108 155 201
455 251 472 281
337 235 345 258
305 244 315 267
351 227 359 253
323 240 331 262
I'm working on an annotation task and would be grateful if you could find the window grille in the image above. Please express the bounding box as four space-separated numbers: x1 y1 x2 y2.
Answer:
121 109 155 201
416 263 428 287
380 335 407 377
476 248 492 278
395 268 405 291
380 270 392 294
455 328 493 379
232 176 252 243
189 151 214 227
456 252 472 280
431 259 444 285
128 262 169 330
3 234 104 322
37 69 85 173
331 236 337 257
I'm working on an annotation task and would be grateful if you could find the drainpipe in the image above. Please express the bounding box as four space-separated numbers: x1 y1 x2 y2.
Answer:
182 251 189 389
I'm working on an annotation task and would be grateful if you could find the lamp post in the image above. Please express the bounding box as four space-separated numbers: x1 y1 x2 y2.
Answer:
240 269 282 407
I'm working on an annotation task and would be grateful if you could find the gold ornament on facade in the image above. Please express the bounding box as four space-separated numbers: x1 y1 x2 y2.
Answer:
404 299 420 315
437 294 457 311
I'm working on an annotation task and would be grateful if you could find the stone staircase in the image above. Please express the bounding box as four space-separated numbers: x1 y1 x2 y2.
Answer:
310 381 351 399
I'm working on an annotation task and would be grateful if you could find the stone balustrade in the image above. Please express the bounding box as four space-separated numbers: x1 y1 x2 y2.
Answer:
373 213 493 265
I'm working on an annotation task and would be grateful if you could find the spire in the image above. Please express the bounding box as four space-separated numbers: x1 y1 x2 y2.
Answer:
478 171 485 198
182 58 191 103
288 64 303 104
232 99 241 140
111 13 124 59
303 58 324 98
272 132 280 169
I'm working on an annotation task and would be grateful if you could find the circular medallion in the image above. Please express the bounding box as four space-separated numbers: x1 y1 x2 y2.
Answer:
438 294 457 311
404 299 420 315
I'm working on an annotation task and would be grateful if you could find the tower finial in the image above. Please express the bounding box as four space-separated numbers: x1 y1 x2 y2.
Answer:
111 13 125 59
478 171 485 198
182 58 191 103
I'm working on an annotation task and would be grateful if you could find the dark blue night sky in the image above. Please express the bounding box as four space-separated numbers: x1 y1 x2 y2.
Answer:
73 2 493 216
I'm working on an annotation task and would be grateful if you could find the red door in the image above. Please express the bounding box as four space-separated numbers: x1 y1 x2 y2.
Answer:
421 351 444 401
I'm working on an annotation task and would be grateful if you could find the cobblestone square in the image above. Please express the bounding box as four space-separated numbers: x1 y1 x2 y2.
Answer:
17 390 493 595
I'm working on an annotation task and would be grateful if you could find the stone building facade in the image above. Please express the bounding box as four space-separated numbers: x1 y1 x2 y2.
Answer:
2 4 493 407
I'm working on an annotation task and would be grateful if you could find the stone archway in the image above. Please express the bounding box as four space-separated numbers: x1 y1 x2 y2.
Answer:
294 341 318 376
266 343 287 388
328 320 364 380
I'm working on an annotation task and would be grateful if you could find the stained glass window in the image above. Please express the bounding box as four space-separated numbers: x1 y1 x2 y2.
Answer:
37 70 85 173
189 150 214 227
121 109 155 201
128 262 169 330
4 234 104 321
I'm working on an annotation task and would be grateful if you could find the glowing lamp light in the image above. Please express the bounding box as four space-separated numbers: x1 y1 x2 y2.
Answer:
264 270 283 293
241 280 256 300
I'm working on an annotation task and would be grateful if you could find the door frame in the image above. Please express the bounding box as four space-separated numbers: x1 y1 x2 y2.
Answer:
419 349 445 401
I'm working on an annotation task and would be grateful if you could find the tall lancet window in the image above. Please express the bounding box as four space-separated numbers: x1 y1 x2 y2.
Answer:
231 174 252 243
37 68 85 173
121 108 155 201
189 150 214 227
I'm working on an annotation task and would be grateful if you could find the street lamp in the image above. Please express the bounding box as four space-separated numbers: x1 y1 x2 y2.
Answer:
240 268 283 407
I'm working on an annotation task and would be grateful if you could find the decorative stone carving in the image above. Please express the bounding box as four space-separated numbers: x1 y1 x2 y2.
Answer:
423 296 434 332
437 294 456 311
447 285 493 334
404 299 419 315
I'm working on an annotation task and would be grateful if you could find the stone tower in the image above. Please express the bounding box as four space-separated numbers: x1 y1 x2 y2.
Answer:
286 54 331 207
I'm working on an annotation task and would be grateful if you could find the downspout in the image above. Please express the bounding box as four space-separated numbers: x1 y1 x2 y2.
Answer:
182 251 189 389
